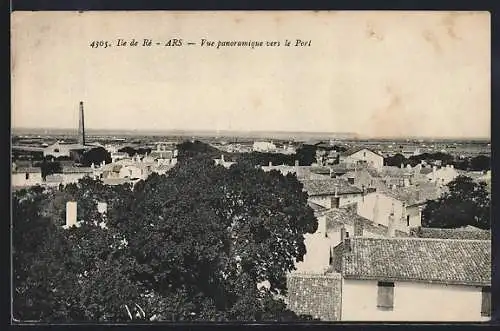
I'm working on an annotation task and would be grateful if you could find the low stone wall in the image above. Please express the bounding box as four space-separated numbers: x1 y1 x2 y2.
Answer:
286 272 342 321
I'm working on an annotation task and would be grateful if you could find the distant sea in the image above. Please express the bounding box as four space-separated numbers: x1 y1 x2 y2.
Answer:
11 127 490 143
12 128 359 141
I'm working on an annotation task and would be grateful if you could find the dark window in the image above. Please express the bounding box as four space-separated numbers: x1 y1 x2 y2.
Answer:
348 177 355 184
332 197 340 208
481 287 491 317
406 215 410 227
25 173 29 180
363 152 366 157
54 148 59 153
377 281 394 311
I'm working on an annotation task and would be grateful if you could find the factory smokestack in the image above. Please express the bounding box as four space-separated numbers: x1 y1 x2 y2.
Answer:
78 101 86 146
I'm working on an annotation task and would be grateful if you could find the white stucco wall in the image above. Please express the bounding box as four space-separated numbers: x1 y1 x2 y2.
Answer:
357 193 408 233
406 205 422 228
294 234 331 273
309 194 362 210
341 279 488 322
119 165 144 179
426 167 459 185
62 173 90 184
339 193 363 207
327 224 354 248
12 172 44 187
345 150 384 170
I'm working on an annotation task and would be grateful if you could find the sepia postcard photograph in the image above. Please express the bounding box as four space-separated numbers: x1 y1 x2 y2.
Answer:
11 10 491 323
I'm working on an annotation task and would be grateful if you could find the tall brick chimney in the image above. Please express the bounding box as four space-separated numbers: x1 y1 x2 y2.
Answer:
78 101 86 146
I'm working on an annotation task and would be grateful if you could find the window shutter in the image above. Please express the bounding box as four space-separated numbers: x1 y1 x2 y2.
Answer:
377 281 394 311
481 287 491 317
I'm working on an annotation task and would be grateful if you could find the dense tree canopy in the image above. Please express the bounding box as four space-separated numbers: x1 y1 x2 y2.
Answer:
177 140 223 161
295 144 317 166
13 155 317 322
36 159 62 179
236 152 296 167
382 152 491 171
80 147 112 167
421 175 491 229
384 153 406 167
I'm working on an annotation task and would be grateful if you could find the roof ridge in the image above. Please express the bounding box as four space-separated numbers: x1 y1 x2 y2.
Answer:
352 236 491 243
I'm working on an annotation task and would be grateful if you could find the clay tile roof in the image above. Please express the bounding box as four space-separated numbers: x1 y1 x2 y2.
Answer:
341 147 382 157
12 167 41 174
420 168 433 175
45 174 64 182
414 227 491 240
102 178 132 186
380 166 410 178
308 201 328 213
301 179 363 196
342 237 491 286
378 183 442 206
324 207 370 229
62 167 93 174
286 273 342 321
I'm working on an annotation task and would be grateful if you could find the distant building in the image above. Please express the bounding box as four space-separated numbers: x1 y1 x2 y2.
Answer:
340 169 377 190
12 166 43 188
252 141 276 152
43 142 91 158
340 148 384 170
214 155 236 168
426 165 459 186
334 237 491 321
61 166 95 184
109 151 129 163
356 191 423 234
301 178 364 209
401 147 422 158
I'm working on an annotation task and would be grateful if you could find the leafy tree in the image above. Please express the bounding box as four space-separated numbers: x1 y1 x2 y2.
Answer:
36 159 62 179
177 140 222 160
332 145 347 153
470 155 490 171
384 153 406 167
116 156 316 320
13 156 317 322
295 144 317 166
80 147 112 167
421 175 491 229
236 152 295 167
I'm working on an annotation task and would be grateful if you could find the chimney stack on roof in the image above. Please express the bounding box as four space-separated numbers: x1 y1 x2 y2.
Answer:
387 203 396 237
65 201 77 228
344 233 351 252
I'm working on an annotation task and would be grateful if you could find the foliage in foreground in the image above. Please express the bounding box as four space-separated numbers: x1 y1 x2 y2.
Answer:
12 155 317 322
421 175 490 230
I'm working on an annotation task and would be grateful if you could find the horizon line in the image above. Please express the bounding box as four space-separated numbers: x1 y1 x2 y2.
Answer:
11 127 491 141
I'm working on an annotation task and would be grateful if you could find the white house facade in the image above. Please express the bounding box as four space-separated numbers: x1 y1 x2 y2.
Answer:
336 237 491 322
341 148 384 170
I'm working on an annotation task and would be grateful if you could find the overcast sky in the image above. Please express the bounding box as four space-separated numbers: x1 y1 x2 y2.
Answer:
11 11 490 138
